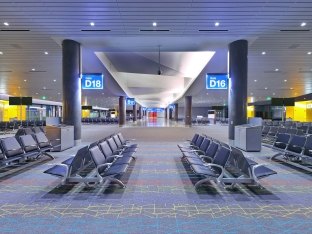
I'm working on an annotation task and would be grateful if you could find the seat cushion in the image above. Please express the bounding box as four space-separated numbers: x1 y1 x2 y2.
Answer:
44 165 67 177
254 166 277 179
190 164 220 178
114 156 133 165
182 151 198 158
62 157 74 165
101 164 128 176
186 157 205 165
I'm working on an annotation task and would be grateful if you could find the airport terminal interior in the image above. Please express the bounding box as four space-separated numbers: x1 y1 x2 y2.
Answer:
0 1 312 233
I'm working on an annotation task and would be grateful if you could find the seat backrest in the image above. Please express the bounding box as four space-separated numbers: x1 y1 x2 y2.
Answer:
32 127 42 133
107 137 119 152
273 133 290 149
194 135 204 147
34 132 50 148
191 133 199 144
303 135 312 157
117 133 126 144
212 146 231 167
88 145 106 167
296 129 305 136
277 127 287 134
262 126 270 134
113 135 123 148
268 127 278 135
287 135 306 153
226 147 250 176
286 128 297 135
308 126 312 135
69 146 89 176
204 141 219 159
0 145 5 160
1 137 24 158
19 135 38 152
199 138 210 152
98 140 113 158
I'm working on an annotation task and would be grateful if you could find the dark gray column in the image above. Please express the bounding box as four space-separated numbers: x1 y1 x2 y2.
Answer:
133 104 137 122
119 96 126 126
62 39 81 144
138 106 142 119
228 39 248 140
184 96 192 126
174 104 179 121
165 108 168 119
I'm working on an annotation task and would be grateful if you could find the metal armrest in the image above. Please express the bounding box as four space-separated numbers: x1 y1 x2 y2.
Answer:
200 156 212 162
97 163 112 173
203 163 225 182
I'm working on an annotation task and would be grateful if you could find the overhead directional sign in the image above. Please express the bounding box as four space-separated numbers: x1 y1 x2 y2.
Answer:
81 73 103 90
206 74 228 90
126 98 136 105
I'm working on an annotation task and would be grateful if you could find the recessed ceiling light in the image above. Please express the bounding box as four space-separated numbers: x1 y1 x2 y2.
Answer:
261 51 266 55
43 86 46 90
308 52 312 55
57 93 60 95
44 51 49 55
284 79 287 82
31 68 35 71
90 22 95 26
23 79 27 82
250 92 253 95
53 79 56 82
215 22 220 27
273 93 276 95
290 87 294 90
301 22 306 27
275 68 279 72
35 93 38 95
264 87 268 90
152 22 157 27
3 22 9 26
254 79 257 82
0 51 3 55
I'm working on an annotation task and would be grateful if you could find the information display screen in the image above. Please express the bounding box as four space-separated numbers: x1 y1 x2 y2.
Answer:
9 97 32 105
206 74 228 89
81 73 103 90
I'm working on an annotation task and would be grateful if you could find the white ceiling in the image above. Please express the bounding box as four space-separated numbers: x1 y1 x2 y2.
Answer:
0 0 311 108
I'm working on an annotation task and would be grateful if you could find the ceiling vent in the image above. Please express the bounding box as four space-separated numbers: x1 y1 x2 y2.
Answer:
198 29 228 32
280 29 310 32
140 29 170 32
1 29 30 32
81 29 111 32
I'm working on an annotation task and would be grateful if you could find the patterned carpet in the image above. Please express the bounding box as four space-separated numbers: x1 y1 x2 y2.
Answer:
0 123 312 233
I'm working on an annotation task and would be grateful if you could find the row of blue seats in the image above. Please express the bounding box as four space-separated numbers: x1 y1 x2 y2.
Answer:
82 118 119 124
0 132 54 168
178 134 277 189
44 133 138 188
0 120 46 133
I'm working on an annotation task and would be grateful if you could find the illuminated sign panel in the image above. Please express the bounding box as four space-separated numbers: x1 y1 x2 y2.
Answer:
206 74 228 89
126 98 136 105
81 73 103 89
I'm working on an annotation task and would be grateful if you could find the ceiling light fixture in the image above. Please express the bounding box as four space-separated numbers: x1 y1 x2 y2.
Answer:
254 79 257 82
53 79 56 82
261 51 266 55
301 22 306 27
275 68 279 71
3 22 9 26
23 79 27 82
308 51 312 55
31 68 35 71
44 51 48 55
0 51 3 55
90 22 95 26
265 87 268 90
290 87 294 90
215 22 220 27
152 22 157 27
284 79 287 82
273 93 276 95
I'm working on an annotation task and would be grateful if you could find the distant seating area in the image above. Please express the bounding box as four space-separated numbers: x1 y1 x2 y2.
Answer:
0 131 54 169
0 120 46 134
178 134 277 189
82 117 118 125
264 132 312 172
44 133 137 189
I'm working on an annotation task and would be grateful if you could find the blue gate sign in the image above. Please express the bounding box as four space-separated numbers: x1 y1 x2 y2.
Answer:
126 98 136 105
81 73 103 89
206 74 228 89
